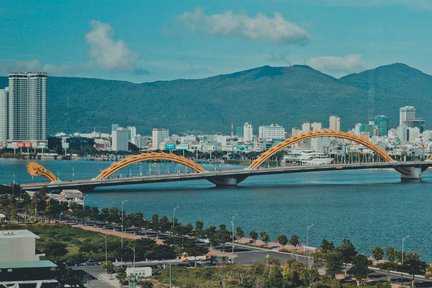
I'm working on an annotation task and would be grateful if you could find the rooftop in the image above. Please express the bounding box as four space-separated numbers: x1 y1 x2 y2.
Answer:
0 230 39 240
0 260 56 269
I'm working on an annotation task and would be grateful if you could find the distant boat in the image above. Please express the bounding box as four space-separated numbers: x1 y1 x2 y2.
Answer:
283 150 333 165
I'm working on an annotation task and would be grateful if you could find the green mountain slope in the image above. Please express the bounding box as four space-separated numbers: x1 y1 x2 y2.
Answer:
340 63 432 127
1 63 431 134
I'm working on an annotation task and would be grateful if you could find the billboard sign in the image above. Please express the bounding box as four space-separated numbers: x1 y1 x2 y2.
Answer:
164 143 176 150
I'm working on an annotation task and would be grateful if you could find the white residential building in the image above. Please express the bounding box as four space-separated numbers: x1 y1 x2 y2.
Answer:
127 126 137 144
152 128 169 150
258 124 285 140
112 127 129 151
302 122 311 132
329 115 340 131
8 72 47 148
243 122 253 142
311 122 322 131
0 88 8 147
399 106 416 126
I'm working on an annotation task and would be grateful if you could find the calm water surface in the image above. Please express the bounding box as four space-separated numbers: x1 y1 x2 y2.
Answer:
1 159 431 261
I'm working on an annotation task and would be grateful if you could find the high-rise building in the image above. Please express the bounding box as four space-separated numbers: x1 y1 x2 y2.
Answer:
399 106 425 132
111 127 129 151
258 124 285 140
8 72 47 147
302 122 311 132
127 126 137 144
243 122 253 142
329 115 340 131
152 128 169 150
311 122 322 131
374 115 389 136
0 88 8 147
399 106 416 126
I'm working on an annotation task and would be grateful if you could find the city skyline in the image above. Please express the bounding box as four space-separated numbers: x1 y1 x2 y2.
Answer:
1 1 432 82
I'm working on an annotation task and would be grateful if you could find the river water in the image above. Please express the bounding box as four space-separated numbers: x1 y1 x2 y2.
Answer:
1 159 431 262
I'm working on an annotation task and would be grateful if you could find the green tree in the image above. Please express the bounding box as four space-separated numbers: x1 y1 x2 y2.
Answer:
371 246 384 261
235 226 244 239
325 251 343 279
195 220 204 230
425 265 432 279
282 260 307 287
338 239 357 263
401 252 427 285
289 234 300 247
386 247 398 263
321 239 335 252
260 231 270 245
277 234 288 246
57 266 86 287
349 254 370 286
31 187 48 214
45 240 68 261
250 231 258 243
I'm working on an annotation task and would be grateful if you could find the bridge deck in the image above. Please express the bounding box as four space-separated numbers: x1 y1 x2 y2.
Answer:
17 161 431 191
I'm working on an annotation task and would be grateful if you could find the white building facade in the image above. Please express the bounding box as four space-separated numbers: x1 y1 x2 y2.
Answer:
258 124 285 140
112 127 129 151
0 88 8 147
243 122 253 142
7 72 47 148
152 128 169 150
329 115 340 131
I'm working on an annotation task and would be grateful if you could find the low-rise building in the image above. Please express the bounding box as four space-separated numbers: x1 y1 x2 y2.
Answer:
0 230 58 287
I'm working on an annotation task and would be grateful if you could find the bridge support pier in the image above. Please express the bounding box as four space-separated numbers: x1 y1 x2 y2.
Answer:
207 176 248 187
400 167 423 181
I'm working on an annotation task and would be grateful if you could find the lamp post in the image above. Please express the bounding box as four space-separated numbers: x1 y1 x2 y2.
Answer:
120 200 128 264
172 206 179 229
305 224 314 254
98 234 108 276
126 245 136 267
231 214 239 263
401 235 410 284
121 200 128 249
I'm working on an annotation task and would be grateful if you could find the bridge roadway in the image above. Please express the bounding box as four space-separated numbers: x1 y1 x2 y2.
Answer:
19 161 431 191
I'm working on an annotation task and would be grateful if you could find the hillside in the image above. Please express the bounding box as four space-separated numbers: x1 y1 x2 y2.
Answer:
340 63 432 127
1 63 431 134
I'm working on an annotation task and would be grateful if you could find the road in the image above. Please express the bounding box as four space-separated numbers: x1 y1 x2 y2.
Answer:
19 160 430 191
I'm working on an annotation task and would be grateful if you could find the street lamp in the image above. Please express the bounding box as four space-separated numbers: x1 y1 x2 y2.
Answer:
401 235 410 284
121 200 128 249
98 234 108 276
305 224 314 254
172 206 180 229
126 245 136 267
231 214 239 263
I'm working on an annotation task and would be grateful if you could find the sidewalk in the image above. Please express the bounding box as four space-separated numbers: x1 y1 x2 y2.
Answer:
74 224 165 245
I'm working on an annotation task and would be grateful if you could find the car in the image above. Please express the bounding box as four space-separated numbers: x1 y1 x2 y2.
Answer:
81 259 99 266
63 259 80 266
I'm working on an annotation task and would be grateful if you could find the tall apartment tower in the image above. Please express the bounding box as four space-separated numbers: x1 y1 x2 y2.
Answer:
8 72 47 146
243 122 253 142
399 106 416 126
329 115 340 131
0 88 8 147
152 128 169 150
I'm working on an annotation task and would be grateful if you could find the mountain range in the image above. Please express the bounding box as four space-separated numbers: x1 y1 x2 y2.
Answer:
1 63 432 135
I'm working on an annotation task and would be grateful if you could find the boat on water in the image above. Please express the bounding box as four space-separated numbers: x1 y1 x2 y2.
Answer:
283 150 334 165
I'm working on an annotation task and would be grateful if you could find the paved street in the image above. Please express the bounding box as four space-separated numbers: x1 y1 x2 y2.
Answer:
72 266 119 288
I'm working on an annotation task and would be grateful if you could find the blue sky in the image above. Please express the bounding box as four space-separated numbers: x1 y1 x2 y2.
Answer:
1 0 432 82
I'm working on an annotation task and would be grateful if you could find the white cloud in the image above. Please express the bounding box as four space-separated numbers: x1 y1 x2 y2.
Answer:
85 20 139 71
178 8 309 45
307 54 364 74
